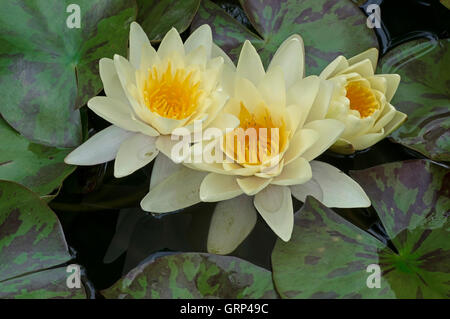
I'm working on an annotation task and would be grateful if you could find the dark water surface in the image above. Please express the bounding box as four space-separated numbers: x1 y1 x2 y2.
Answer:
50 0 450 293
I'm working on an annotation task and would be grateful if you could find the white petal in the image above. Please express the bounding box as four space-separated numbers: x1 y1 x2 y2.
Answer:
206 113 239 132
350 130 385 150
301 119 345 161
184 24 212 56
156 135 191 163
376 74 400 102
320 56 349 79
149 153 182 190
268 34 304 87
272 157 312 186
290 178 323 203
212 43 235 69
257 66 286 113
372 103 396 132
236 176 272 195
200 173 243 202
140 41 160 72
305 79 334 122
87 96 159 136
140 167 207 213
65 126 133 166
338 58 374 78
99 58 128 103
129 22 150 69
310 161 370 208
347 48 379 71
254 185 294 242
286 75 320 130
114 133 158 178
329 137 355 154
157 27 185 58
384 111 407 136
236 40 265 86
234 77 265 113
283 129 320 164
207 195 257 255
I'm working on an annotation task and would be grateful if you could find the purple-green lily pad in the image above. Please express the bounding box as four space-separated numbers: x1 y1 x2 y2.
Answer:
102 252 278 298
378 38 450 162
0 0 137 148
272 160 449 298
0 180 87 298
137 0 201 41
191 0 378 74
0 117 75 196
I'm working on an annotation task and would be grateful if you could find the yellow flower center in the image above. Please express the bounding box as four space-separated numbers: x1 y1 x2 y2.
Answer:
143 62 203 120
225 103 285 166
345 81 379 118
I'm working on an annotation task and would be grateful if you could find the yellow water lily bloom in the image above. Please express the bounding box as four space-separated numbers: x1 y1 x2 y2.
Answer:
141 37 371 254
319 48 407 154
65 22 237 176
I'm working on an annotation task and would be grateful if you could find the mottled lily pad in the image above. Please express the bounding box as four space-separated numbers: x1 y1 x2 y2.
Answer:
0 180 87 298
137 0 200 41
102 252 278 298
378 38 450 161
0 117 75 196
272 160 449 298
191 0 378 74
0 0 137 147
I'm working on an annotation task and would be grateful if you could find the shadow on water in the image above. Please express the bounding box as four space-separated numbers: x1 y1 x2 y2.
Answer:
51 0 450 290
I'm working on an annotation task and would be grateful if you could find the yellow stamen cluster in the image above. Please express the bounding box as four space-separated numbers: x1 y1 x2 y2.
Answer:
225 103 284 166
345 81 379 118
143 62 203 120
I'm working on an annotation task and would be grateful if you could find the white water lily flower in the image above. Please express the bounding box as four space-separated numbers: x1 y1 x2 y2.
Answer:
319 48 407 154
65 22 237 177
141 37 371 254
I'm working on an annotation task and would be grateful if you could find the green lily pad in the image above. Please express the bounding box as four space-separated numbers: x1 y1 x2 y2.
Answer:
0 117 75 196
0 180 87 298
378 38 450 162
102 252 278 298
0 0 137 148
137 0 200 41
272 160 449 298
191 0 378 74
0 267 87 299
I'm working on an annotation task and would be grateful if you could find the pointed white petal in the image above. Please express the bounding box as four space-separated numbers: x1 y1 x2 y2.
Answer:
156 135 191 163
376 74 400 102
272 157 312 186
286 75 321 130
301 119 345 161
347 48 379 71
184 24 212 56
305 79 334 122
350 130 385 150
338 58 374 78
207 195 257 255
212 43 235 69
130 22 150 69
236 40 265 86
310 161 370 208
87 96 159 136
254 185 294 242
157 27 185 58
140 167 207 213
236 176 272 195
320 56 349 79
268 35 304 87
114 133 158 178
283 129 320 164
384 111 407 136
290 178 323 203
200 173 243 202
65 126 133 166
258 66 286 112
149 153 182 190
99 58 128 103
